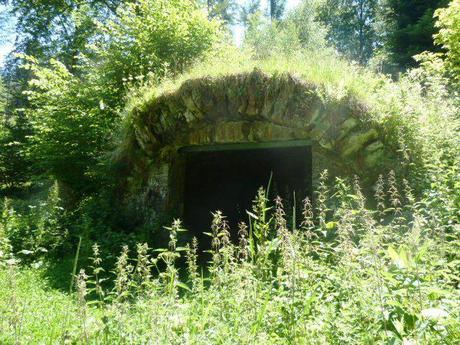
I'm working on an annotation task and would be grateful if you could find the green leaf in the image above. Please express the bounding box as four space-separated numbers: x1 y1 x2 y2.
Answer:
152 248 167 252
388 246 409 269
325 221 337 230
176 282 191 292
246 211 259 220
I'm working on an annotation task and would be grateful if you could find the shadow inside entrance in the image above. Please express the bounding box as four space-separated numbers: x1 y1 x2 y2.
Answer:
183 145 312 254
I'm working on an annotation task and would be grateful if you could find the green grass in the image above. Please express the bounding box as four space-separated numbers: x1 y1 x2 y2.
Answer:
0 267 79 343
125 47 379 111
1 176 459 344
123 46 459 183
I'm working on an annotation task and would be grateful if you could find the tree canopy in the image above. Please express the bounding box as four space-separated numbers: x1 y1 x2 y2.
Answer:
318 0 381 64
14 0 222 193
384 0 449 67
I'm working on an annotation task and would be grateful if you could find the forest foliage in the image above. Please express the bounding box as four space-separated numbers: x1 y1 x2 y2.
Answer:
0 0 459 343
1 0 458 195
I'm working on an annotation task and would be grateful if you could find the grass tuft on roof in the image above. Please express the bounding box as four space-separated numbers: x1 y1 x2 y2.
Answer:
118 46 459 186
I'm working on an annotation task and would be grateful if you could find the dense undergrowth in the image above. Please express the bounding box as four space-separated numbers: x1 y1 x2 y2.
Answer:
1 1 459 344
1 37 458 345
1 172 458 344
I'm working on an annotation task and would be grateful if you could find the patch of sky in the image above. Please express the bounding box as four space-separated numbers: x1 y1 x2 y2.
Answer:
0 4 17 67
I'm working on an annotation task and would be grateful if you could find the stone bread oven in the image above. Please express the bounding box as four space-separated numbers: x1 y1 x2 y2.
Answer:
118 69 391 236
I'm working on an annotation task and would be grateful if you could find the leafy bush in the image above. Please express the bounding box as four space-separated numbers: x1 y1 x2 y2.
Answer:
415 0 460 89
22 0 222 194
91 0 222 90
0 174 458 343
23 57 115 192
0 181 67 261
434 0 460 84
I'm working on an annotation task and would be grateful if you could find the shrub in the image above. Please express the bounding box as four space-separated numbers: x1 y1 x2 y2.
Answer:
0 181 67 261
22 0 222 194
1 173 458 343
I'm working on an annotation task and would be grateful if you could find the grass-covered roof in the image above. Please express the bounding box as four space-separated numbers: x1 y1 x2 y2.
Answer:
118 47 459 186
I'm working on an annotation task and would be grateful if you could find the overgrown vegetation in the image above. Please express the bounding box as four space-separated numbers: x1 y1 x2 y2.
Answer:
19 0 221 193
124 46 459 187
1 174 459 343
0 0 459 343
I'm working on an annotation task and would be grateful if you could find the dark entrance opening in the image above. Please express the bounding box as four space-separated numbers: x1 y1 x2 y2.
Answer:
182 142 312 251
